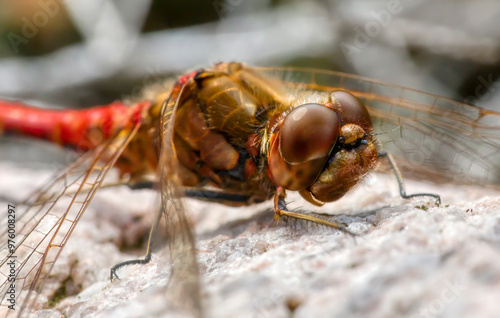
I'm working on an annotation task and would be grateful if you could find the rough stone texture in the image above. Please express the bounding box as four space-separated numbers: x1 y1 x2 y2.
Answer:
1 163 500 318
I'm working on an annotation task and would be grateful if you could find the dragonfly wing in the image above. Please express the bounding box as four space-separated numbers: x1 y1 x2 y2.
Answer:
158 82 202 317
257 66 500 185
0 123 141 316
335 75 500 185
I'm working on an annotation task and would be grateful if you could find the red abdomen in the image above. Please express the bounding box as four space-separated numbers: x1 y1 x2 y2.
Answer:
0 99 131 150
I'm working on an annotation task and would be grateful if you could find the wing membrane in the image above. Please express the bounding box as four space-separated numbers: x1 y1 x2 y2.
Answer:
158 82 202 317
0 123 141 316
256 66 500 185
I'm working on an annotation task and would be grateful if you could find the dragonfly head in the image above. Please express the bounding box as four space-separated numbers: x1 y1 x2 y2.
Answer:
267 90 378 205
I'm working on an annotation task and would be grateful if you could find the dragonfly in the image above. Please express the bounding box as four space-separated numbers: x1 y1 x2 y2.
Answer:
1 62 500 317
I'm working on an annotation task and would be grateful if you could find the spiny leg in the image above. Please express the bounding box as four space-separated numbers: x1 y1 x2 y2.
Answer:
110 204 162 280
186 188 354 235
0 177 154 206
182 188 257 204
273 187 355 236
127 180 157 190
378 151 441 205
109 188 255 280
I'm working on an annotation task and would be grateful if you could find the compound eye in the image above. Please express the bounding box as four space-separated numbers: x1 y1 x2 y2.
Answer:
280 103 340 164
331 91 372 133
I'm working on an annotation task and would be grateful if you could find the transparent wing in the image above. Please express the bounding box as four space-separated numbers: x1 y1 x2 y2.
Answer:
0 123 141 316
158 82 202 317
257 66 500 185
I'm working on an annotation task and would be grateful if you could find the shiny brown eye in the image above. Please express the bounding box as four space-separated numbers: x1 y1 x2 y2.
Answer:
267 103 341 190
280 103 340 164
330 90 372 133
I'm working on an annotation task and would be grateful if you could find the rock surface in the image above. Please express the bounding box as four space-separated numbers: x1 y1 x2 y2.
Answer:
1 163 500 318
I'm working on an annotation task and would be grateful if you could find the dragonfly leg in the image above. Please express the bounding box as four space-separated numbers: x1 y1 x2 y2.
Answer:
273 187 355 236
110 188 260 281
183 188 260 204
0 180 134 206
128 180 157 190
378 151 441 205
28 180 149 206
110 205 162 281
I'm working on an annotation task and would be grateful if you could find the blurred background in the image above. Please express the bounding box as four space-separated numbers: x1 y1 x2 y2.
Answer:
0 0 499 164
